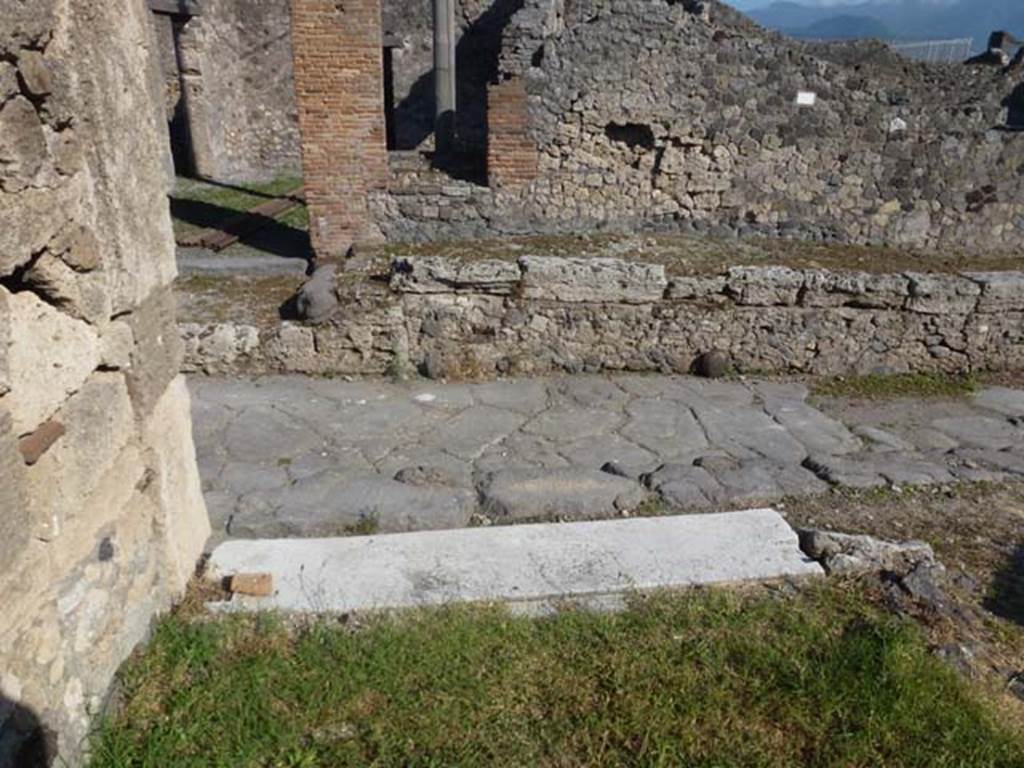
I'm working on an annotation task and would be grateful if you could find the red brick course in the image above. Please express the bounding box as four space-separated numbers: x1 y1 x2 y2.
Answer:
487 77 539 189
290 0 388 259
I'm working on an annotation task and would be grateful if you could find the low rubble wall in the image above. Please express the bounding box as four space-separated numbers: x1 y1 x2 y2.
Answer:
181 257 1024 378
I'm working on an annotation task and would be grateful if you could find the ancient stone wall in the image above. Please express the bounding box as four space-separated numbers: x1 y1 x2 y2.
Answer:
1 1 209 765
152 0 302 182
180 257 1024 378
368 0 1024 253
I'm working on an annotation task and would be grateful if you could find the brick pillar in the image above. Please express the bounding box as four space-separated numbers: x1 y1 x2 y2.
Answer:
290 0 388 260
487 77 539 189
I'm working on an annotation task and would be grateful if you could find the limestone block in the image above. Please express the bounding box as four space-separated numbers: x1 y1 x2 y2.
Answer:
799 529 936 576
51 224 102 273
0 96 46 193
3 287 101 435
263 324 318 372
964 272 1024 313
0 61 17 102
126 286 183 417
725 266 804 306
181 322 261 372
665 275 727 301
24 252 111 324
26 372 133 540
800 270 909 309
905 273 980 315
17 50 53 98
99 320 134 370
518 257 667 303
0 170 87 277
140 375 210 592
390 257 522 295
0 289 9 398
0 411 29 572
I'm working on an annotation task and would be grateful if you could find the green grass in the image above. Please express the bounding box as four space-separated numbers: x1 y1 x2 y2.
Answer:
811 372 978 400
171 175 304 239
90 584 1024 767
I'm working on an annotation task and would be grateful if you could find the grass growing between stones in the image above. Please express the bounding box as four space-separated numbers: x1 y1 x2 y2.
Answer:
810 372 979 400
90 583 1024 768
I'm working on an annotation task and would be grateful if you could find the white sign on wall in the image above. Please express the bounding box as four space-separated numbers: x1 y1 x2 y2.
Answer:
795 91 817 107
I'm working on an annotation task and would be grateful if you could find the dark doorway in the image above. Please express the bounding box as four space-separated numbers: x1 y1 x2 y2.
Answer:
383 45 398 150
169 15 194 174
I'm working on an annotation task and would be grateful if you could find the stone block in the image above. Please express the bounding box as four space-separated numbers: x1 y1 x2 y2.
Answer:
3 287 101 435
234 472 477 538
23 252 111 324
390 256 522 295
478 468 648 521
26 372 133 540
905 273 980 315
803 452 955 488
207 510 824 614
0 411 29 572
798 529 936 576
182 322 261 372
0 172 88 278
140 376 210 592
126 286 183 417
99 320 134 370
800 270 909 309
519 257 667 304
964 272 1024 313
0 96 46 193
17 50 53 98
665 274 727 301
725 266 803 306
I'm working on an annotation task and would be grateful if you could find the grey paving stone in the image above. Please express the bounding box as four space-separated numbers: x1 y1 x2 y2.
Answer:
233 471 477 537
973 388 1024 418
642 463 720 508
375 449 473 487
472 379 549 414
931 416 1020 451
223 407 327 463
478 432 572 472
907 427 962 452
549 376 629 408
620 398 708 459
558 434 660 474
955 448 1024 476
282 448 375 483
521 404 623 443
853 425 916 452
478 468 648 522
804 452 956 488
691 401 808 464
757 393 862 456
220 463 291 498
696 455 829 502
421 405 528 460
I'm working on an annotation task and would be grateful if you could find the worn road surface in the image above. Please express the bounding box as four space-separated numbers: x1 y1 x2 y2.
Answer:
189 375 1024 544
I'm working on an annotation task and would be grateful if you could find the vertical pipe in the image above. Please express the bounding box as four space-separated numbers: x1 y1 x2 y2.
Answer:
433 0 456 154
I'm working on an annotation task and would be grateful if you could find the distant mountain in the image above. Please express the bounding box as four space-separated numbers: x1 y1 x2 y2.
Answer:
798 14 893 40
746 0 1024 50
